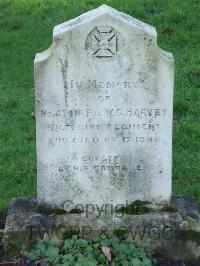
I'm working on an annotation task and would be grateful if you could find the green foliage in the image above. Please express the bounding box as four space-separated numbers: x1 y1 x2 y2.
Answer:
27 235 155 266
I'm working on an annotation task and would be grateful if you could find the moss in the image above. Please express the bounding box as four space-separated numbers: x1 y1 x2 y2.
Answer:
62 229 80 240
4 231 35 257
160 204 178 213
177 230 200 245
116 200 152 215
113 229 129 240
35 204 66 215
68 208 84 214
35 204 84 215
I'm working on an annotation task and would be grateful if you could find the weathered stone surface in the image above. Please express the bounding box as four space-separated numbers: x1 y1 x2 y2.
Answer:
35 4 174 209
3 197 200 262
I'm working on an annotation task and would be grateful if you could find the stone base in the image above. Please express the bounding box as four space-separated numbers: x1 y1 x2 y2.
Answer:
3 196 200 262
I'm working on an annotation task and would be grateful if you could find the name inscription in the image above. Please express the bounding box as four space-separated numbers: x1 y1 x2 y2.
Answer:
41 108 167 119
39 79 169 176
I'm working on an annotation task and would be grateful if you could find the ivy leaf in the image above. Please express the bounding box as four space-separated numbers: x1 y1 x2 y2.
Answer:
131 258 142 266
117 243 129 254
54 254 63 264
63 254 74 263
36 242 46 255
71 234 78 244
63 239 72 250
56 262 71 266
100 236 111 246
27 249 41 261
27 242 47 261
76 239 89 248
77 256 97 266
122 260 129 266
98 253 107 264
44 245 59 262
142 257 153 266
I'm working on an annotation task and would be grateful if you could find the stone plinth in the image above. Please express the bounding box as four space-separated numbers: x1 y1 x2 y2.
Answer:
3 196 200 262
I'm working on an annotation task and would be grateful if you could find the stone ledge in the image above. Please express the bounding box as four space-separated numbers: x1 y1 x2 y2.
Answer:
3 196 200 262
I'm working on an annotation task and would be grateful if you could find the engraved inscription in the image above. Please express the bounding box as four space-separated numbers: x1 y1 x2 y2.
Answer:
86 26 117 60
38 79 169 147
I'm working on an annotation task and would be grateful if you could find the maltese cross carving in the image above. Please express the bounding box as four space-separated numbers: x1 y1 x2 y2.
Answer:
87 26 118 60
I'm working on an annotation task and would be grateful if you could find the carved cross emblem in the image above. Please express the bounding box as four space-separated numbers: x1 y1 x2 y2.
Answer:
86 26 118 60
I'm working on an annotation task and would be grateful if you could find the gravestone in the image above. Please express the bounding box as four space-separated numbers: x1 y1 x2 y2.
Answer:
35 4 174 210
4 6 200 262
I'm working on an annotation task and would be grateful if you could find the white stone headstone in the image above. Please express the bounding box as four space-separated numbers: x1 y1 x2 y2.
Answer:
35 5 174 210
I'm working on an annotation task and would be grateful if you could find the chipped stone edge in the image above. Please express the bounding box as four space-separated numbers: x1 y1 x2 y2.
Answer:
159 47 174 63
34 45 53 64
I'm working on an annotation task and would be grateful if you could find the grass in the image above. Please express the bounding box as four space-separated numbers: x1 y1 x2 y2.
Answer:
0 0 199 212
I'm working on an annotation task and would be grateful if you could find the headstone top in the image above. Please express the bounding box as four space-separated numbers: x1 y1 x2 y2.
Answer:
35 5 173 65
52 5 156 39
